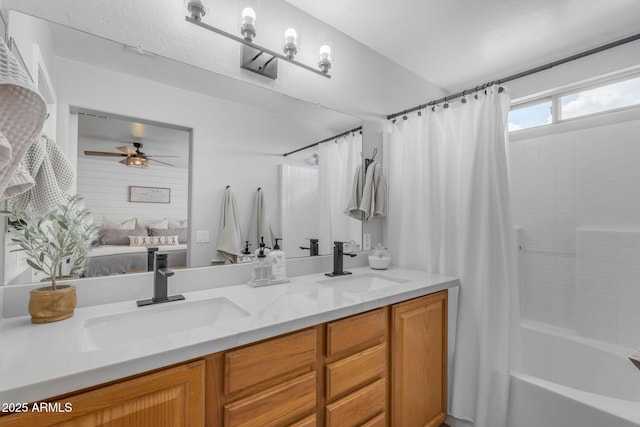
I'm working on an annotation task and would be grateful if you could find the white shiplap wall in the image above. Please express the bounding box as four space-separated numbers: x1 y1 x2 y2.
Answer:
77 157 188 225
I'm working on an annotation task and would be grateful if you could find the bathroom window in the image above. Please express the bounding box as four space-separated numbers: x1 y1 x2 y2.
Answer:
560 75 640 120
508 99 552 131
509 72 640 133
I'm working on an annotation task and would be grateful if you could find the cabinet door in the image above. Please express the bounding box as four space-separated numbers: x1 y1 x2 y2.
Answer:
0 361 205 427
391 291 447 427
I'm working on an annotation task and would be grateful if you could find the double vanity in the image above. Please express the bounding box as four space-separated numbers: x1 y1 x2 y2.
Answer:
0 266 458 426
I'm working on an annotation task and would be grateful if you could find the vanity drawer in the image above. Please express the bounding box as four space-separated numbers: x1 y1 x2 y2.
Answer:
361 412 386 427
326 308 386 357
290 414 317 427
325 378 386 427
224 371 316 427
326 343 386 400
225 328 317 394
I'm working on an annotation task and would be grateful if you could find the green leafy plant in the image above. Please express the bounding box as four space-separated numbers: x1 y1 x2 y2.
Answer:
2 194 99 289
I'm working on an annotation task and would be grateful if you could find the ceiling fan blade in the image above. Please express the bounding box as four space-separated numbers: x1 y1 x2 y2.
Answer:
148 158 175 167
116 145 136 155
84 150 128 157
146 155 180 158
119 158 129 165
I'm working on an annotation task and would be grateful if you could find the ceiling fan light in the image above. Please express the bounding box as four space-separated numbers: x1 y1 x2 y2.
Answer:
126 157 148 168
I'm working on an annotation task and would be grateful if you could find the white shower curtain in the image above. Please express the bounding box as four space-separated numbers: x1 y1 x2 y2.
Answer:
386 88 519 427
318 132 362 255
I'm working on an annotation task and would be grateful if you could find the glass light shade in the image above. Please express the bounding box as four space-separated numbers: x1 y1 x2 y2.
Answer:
239 1 259 41
185 0 209 20
282 12 302 55
126 157 148 168
284 28 298 44
319 44 331 61
242 7 256 25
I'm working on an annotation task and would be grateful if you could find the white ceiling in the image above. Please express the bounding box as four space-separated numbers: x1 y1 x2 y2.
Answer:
287 0 640 92
77 111 191 169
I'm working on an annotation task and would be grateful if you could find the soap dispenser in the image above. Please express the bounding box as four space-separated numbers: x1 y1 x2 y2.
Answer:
250 244 272 286
268 238 288 283
254 236 271 257
238 241 254 264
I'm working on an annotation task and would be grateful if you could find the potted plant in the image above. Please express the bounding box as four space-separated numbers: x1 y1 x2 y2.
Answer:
3 194 98 323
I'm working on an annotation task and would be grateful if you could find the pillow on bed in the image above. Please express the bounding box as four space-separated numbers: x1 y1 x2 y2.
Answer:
148 227 187 244
102 217 137 230
137 218 168 230
168 218 188 229
99 228 147 245
129 235 180 246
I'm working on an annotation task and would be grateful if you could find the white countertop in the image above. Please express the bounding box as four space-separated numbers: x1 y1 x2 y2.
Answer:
0 266 458 404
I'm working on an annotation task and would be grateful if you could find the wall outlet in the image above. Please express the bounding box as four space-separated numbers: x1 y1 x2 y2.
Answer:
363 234 371 251
196 230 210 243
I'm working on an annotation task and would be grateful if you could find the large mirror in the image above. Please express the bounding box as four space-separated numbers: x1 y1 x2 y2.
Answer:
2 11 363 285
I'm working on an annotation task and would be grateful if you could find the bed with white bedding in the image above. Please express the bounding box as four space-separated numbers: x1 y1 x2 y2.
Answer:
85 244 187 277
84 217 189 277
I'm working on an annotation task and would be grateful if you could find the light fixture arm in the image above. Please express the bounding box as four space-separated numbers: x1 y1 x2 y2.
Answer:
185 16 331 79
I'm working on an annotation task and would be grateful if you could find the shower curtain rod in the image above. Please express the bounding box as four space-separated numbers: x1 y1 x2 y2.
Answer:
282 126 362 157
387 32 640 121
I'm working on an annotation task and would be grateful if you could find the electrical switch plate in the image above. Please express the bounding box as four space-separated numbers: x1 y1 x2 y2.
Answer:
363 234 371 251
196 230 210 243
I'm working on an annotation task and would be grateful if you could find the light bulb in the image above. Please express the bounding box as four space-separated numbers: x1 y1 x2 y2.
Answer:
285 28 298 44
319 44 331 60
242 7 256 25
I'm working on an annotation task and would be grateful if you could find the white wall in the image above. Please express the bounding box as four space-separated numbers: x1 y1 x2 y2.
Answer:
511 111 640 349
76 157 188 225
56 57 348 268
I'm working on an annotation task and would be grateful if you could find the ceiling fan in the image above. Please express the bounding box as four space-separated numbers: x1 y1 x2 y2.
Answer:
84 142 177 168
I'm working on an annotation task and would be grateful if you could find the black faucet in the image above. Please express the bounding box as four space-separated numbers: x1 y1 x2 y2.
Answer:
137 252 185 307
325 241 357 277
300 238 319 256
146 246 159 271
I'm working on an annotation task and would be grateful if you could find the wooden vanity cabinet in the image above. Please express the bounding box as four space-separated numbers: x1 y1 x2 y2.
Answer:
0 290 448 427
0 360 205 427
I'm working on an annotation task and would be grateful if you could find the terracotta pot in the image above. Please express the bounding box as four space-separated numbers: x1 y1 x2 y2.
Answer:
28 284 77 324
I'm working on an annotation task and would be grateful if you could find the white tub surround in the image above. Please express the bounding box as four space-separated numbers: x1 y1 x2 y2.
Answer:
0 266 458 404
508 321 640 427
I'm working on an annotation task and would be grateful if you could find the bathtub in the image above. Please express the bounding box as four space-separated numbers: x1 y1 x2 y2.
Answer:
508 321 640 427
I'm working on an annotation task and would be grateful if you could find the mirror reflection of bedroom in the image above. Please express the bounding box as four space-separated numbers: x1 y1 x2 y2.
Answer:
76 110 190 279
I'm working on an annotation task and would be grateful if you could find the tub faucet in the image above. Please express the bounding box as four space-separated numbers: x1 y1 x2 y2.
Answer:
137 252 185 307
325 241 357 277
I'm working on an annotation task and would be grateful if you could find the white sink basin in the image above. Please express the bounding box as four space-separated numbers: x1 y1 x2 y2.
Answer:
81 297 250 350
316 272 409 292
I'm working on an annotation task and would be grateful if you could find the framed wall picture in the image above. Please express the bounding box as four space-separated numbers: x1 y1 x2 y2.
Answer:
128 186 171 204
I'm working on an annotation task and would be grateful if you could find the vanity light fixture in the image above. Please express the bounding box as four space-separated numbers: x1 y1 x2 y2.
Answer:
184 1 331 79
240 7 256 42
318 44 332 74
283 28 298 59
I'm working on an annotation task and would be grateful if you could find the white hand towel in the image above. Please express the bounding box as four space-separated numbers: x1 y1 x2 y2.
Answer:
248 188 273 250
1 159 34 200
344 164 364 220
359 161 386 221
11 135 75 215
0 37 47 200
212 187 243 264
